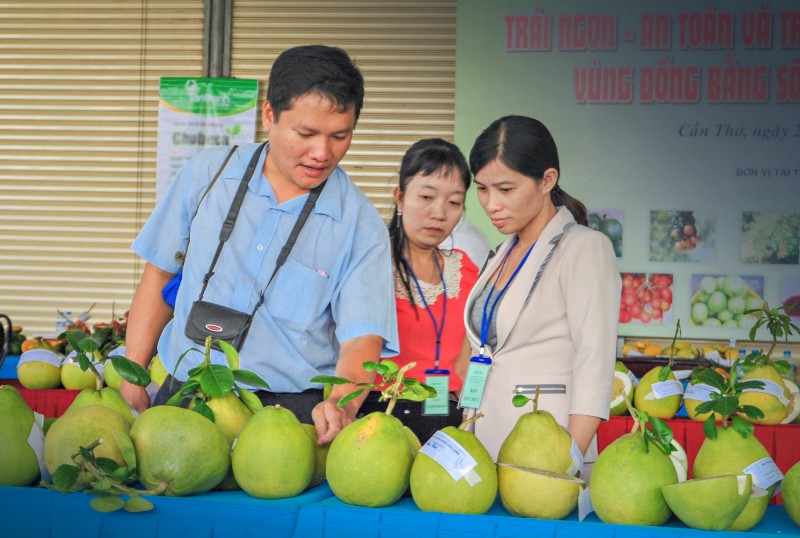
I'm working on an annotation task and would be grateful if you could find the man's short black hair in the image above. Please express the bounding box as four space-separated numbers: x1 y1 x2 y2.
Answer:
267 44 365 123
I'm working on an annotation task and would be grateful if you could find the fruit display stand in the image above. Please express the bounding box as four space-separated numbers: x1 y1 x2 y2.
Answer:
596 416 800 505
1 482 797 538
0 355 80 417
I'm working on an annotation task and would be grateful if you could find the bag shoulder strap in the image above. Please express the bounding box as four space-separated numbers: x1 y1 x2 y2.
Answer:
183 145 239 263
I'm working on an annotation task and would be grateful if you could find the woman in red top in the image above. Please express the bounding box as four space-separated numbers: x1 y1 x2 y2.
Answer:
357 138 478 445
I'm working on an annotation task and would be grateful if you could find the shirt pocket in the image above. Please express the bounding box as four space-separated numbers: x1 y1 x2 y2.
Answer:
266 257 330 326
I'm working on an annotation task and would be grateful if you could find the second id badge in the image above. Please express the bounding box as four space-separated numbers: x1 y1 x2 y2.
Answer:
459 356 492 409
424 368 450 416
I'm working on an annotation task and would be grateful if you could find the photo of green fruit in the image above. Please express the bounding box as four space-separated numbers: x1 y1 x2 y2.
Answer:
780 276 800 322
650 210 715 263
741 211 800 265
587 209 623 258
689 274 764 328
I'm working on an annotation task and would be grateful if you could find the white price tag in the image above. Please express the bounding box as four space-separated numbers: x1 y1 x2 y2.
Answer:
419 430 480 485
627 369 639 388
578 486 593 521
684 383 720 402
742 379 791 407
647 379 684 399
29 412 49 482
744 457 783 490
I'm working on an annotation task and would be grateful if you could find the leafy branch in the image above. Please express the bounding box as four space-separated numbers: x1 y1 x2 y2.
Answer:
64 330 150 391
626 399 677 456
690 366 764 439
164 336 270 420
311 359 436 416
40 434 164 513
742 302 798 375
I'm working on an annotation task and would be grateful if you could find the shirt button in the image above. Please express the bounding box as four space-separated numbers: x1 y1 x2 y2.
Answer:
257 244 264 251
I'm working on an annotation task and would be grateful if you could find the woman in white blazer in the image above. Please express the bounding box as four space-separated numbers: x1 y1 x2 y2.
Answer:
456 116 621 477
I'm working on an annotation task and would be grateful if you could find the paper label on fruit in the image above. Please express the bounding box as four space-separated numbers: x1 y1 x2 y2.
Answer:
684 383 720 402
578 486 593 521
18 348 62 367
627 369 639 388
647 379 684 399
742 379 791 407
566 429 585 477
744 457 783 490
29 412 50 482
108 346 127 357
419 430 480 485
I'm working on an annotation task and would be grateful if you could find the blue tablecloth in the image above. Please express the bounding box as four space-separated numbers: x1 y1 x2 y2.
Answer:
0 483 333 538
0 353 19 378
292 495 800 538
1 484 798 538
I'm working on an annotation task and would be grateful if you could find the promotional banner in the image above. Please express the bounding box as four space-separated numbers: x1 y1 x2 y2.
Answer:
156 77 258 199
455 1 800 339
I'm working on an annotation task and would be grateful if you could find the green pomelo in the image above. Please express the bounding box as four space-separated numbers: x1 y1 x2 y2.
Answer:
693 427 774 530
149 355 169 387
44 404 130 489
781 461 800 527
66 387 135 424
738 363 789 425
780 379 800 424
498 407 574 474
0 386 40 486
232 405 314 499
728 487 770 531
590 432 678 526
197 392 254 491
327 411 415 507
610 370 634 416
410 426 497 515
633 366 682 419
498 464 583 519
130 405 229 496
662 474 751 530
60 362 98 391
103 360 122 389
405 426 421 454
17 361 62 389
303 423 330 489
615 361 630 373
0 385 35 435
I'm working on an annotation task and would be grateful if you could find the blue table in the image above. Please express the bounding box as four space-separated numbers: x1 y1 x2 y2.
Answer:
0 483 333 538
292 495 800 538
0 353 19 378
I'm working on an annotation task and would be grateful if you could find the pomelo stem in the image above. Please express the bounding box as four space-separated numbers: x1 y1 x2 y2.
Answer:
384 362 416 416
459 411 484 430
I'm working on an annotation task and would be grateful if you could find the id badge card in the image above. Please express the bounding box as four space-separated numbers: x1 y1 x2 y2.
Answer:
424 368 450 416
459 356 492 409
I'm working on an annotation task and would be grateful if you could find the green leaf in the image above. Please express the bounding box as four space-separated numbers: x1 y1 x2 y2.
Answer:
231 369 270 390
95 457 120 474
715 395 739 416
64 330 86 352
79 445 94 462
649 417 674 445
397 378 435 401
164 389 187 407
336 389 364 408
51 464 79 493
77 337 100 354
114 432 137 469
731 415 754 437
694 400 716 414
191 398 215 421
378 360 399 375
187 364 206 378
76 353 93 371
702 416 717 440
124 496 154 513
693 370 727 391
90 479 112 491
237 388 263 414
90 496 126 513
740 405 765 420
361 361 379 372
110 355 151 387
657 365 671 382
199 364 235 397
773 360 793 376
511 394 530 407
110 466 135 483
216 339 240 371
735 380 766 392
310 375 350 385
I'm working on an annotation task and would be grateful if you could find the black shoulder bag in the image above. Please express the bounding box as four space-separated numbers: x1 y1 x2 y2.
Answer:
184 142 325 351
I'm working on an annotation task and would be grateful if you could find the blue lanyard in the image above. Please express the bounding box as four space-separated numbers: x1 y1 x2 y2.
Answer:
480 236 535 355
403 252 447 370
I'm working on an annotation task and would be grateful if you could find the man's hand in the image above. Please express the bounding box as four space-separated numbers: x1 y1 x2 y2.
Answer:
311 398 357 445
120 380 151 414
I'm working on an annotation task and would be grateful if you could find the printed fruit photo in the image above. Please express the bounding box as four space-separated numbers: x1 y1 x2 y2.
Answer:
650 210 715 263
619 272 673 325
690 274 764 328
587 209 623 258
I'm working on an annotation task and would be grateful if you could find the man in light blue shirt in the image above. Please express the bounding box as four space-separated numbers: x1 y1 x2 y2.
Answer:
120 45 398 444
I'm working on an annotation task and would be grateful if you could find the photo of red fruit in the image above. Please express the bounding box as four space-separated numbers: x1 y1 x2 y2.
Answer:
619 272 674 325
